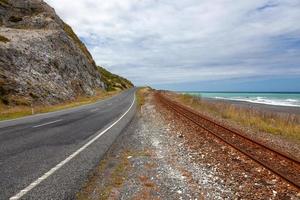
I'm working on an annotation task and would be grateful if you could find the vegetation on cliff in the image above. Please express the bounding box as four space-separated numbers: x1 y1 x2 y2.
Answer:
0 0 9 6
0 35 9 43
63 23 96 67
97 67 133 91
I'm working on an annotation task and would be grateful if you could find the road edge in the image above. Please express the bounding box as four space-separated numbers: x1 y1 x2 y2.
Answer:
9 92 137 200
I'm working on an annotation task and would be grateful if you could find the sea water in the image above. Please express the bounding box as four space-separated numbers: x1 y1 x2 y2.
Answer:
183 92 300 107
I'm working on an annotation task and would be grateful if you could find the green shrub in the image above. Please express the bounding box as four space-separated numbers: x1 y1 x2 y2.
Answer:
0 35 9 43
97 66 134 91
0 0 9 5
9 16 23 23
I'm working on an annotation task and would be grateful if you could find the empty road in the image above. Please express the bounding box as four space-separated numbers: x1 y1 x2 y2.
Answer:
0 88 136 199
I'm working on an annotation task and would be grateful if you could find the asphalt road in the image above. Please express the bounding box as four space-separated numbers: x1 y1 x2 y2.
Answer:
0 88 137 200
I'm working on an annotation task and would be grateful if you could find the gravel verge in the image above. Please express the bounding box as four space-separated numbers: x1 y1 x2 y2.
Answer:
77 90 300 200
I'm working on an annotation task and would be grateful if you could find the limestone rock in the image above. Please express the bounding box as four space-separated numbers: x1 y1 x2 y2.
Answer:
0 0 105 105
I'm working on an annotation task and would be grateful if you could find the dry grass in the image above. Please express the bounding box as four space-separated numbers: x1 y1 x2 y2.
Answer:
137 87 152 109
77 148 152 200
173 93 300 141
80 151 131 200
138 175 155 187
137 88 146 109
0 90 119 121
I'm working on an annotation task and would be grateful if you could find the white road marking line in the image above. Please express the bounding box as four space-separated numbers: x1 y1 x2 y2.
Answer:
10 94 136 200
90 108 99 112
32 119 63 128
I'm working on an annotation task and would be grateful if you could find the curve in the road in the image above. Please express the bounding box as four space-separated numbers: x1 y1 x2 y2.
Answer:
0 88 136 200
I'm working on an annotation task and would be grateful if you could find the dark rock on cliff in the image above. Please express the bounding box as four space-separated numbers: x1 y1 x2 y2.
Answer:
0 0 106 105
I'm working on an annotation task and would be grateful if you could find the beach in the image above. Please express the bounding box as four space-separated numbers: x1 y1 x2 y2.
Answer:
204 97 300 115
182 91 300 115
169 91 300 162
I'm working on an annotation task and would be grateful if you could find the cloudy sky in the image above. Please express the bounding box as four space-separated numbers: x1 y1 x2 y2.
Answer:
45 0 300 91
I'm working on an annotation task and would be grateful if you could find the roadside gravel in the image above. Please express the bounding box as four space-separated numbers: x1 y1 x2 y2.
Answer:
77 90 300 199
78 90 207 199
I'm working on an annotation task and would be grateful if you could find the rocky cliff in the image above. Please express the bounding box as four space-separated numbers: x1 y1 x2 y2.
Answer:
0 0 123 105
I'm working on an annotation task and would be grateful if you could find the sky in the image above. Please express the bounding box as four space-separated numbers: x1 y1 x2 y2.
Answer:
45 0 300 91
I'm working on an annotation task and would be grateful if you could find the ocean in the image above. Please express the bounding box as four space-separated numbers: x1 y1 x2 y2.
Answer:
183 92 300 107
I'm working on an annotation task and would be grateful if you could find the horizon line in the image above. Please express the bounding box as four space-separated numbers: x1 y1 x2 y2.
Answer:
172 91 300 93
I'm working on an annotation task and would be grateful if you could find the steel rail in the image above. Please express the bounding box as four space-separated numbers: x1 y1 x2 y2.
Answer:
156 92 300 189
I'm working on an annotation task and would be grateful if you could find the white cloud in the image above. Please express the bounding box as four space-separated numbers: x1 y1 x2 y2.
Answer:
45 0 300 85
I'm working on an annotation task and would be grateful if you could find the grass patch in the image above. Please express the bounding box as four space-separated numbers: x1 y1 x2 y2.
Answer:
97 66 133 91
77 149 150 200
139 175 155 187
0 0 9 6
0 0 8 3
0 35 9 43
0 90 119 121
136 88 148 109
111 157 129 187
96 151 132 200
174 93 300 142
97 150 151 199
82 156 129 200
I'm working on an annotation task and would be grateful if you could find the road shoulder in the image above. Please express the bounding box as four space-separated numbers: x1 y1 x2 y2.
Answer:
77 89 300 200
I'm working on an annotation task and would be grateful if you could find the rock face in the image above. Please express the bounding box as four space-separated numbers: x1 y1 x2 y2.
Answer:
0 0 105 105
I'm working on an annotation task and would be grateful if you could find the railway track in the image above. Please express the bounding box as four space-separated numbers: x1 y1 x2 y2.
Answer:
156 92 300 189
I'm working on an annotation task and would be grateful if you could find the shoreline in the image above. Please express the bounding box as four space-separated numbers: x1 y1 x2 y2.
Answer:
203 97 300 115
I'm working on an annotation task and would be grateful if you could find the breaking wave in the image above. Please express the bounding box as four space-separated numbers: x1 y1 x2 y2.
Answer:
214 96 300 107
